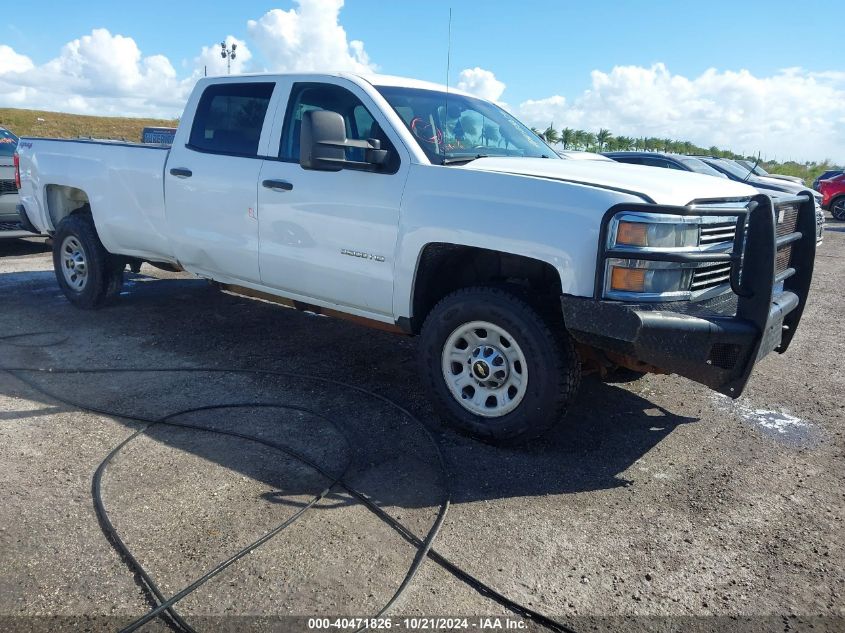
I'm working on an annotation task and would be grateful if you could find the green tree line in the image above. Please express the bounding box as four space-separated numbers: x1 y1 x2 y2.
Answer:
530 123 842 185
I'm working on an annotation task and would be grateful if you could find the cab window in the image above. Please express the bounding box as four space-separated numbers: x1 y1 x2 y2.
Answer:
189 82 275 157
280 82 400 173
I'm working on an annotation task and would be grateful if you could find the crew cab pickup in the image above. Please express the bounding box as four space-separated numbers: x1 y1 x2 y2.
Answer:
15 73 818 443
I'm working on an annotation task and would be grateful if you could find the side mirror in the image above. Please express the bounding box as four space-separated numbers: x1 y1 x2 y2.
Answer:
300 109 389 171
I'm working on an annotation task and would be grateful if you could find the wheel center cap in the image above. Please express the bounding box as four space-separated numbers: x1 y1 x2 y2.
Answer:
472 360 491 380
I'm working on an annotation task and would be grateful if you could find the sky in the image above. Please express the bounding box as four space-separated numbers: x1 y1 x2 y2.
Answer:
1 0 843 162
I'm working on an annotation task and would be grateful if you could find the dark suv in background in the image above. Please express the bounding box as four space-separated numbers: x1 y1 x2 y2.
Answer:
603 152 728 178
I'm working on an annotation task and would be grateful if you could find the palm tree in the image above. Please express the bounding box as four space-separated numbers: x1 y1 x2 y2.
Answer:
560 127 575 150
582 132 597 152
543 124 560 146
596 128 612 152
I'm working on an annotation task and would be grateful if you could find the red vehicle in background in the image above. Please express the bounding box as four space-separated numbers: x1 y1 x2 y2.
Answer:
820 173 845 221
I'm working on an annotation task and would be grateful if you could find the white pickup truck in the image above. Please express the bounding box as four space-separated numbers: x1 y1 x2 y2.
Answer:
15 73 817 443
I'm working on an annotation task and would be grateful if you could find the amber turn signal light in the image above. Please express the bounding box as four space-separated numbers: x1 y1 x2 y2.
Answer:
616 221 648 247
610 266 646 292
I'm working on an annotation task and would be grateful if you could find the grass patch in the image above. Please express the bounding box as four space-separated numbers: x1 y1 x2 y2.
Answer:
0 108 178 142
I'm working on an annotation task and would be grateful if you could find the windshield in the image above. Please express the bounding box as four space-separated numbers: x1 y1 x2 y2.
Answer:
710 159 754 180
0 128 18 157
375 86 557 164
679 157 728 178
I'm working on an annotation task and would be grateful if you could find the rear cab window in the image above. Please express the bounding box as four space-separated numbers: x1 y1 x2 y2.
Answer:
0 128 18 157
188 83 275 157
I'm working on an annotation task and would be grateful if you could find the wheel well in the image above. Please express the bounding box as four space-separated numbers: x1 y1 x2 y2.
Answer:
410 244 563 332
45 185 90 230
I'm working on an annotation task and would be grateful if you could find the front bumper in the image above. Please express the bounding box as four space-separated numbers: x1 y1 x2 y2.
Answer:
562 193 816 398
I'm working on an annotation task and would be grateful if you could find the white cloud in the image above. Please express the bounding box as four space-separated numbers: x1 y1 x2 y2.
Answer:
247 0 375 74
0 44 34 74
515 63 845 163
0 29 190 117
456 67 506 102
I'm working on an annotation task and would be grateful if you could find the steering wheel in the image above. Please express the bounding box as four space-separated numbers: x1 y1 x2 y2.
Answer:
410 117 443 145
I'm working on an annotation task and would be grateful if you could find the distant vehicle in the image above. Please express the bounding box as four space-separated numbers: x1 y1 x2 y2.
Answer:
698 157 825 243
141 126 177 145
735 160 804 186
557 150 613 161
0 127 35 239
819 174 845 221
813 169 844 191
603 152 728 179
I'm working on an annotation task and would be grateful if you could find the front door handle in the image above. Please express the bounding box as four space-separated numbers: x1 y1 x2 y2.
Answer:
262 179 293 192
170 167 193 178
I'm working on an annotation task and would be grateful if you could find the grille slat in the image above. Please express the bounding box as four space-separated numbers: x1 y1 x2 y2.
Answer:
700 222 737 246
691 263 732 290
0 179 16 195
693 220 737 292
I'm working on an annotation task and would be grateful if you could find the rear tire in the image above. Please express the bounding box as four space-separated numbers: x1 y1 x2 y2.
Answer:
52 210 124 309
419 286 580 444
831 197 845 221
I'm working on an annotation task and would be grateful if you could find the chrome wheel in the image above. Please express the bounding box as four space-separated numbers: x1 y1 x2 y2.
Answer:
441 320 528 418
60 236 88 291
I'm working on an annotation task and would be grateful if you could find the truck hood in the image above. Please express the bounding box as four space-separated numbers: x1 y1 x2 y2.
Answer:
460 157 757 206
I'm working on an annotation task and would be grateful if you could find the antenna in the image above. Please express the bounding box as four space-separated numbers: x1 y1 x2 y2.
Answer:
442 8 452 165
743 151 762 183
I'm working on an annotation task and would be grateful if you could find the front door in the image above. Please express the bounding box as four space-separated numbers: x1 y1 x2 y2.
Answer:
257 81 408 318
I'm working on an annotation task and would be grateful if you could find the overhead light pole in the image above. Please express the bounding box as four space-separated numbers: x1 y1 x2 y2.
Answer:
220 41 237 75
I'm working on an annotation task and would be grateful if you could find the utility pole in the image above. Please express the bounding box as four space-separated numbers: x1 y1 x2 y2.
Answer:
220 40 237 75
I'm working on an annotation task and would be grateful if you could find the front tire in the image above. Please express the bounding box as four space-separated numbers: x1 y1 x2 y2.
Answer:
419 286 580 444
53 211 124 309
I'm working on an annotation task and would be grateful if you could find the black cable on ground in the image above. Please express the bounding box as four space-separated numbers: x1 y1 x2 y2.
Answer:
1 333 577 633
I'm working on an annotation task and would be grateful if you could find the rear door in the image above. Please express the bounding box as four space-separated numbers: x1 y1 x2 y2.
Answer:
165 81 279 283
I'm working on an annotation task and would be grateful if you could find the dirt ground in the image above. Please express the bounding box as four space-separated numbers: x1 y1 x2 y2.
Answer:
0 222 843 633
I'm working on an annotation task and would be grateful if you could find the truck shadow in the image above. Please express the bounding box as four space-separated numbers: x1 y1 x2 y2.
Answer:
1 270 699 511
0 236 50 257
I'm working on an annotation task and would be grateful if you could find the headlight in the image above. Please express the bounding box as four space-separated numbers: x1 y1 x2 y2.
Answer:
604 210 740 301
606 258 694 297
614 220 698 248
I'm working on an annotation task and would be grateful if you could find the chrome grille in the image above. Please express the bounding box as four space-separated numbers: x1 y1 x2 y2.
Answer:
699 222 736 246
693 219 739 293
0 179 16 195
692 262 732 291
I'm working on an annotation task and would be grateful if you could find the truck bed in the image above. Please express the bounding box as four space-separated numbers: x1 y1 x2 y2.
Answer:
16 138 174 261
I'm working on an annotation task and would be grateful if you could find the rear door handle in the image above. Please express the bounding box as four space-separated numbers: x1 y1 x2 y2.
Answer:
262 179 293 192
170 167 192 178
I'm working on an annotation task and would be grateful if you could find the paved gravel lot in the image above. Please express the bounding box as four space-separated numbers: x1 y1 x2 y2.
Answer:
0 222 843 633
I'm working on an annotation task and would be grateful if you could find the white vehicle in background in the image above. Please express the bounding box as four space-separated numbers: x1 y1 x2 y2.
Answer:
557 150 613 161
15 72 818 443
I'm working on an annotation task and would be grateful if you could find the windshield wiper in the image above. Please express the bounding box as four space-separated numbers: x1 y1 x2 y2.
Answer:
441 154 490 165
